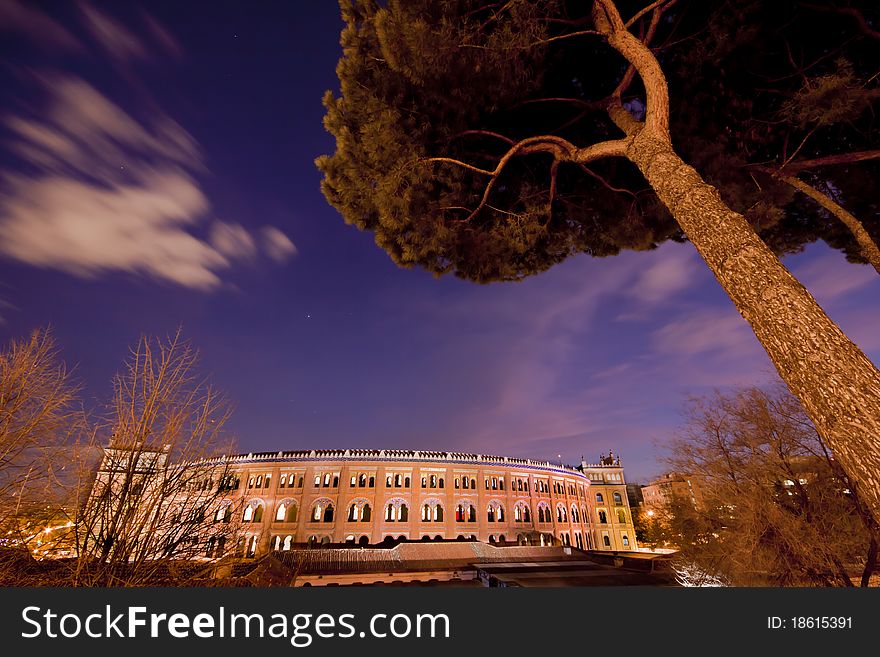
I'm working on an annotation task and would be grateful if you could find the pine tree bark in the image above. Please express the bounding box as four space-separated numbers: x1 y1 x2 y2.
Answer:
626 130 880 521
780 174 880 275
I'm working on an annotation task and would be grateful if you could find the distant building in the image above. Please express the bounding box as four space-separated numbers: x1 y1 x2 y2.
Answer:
576 451 638 551
641 472 703 513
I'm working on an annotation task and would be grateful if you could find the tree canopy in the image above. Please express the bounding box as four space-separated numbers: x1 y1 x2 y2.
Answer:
318 0 879 282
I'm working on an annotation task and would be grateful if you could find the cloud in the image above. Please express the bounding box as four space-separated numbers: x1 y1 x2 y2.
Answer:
792 249 876 302
210 221 258 260
0 0 83 52
261 226 299 262
628 248 697 304
653 308 756 358
79 2 147 64
0 76 296 289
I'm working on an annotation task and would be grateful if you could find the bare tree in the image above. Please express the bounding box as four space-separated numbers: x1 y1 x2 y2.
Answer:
0 329 81 579
73 329 241 586
664 386 879 587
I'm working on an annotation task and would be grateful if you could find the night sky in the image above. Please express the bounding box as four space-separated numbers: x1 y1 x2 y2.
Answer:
1 1 878 483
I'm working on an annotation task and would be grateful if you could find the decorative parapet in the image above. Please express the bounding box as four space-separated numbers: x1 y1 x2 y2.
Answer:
191 448 588 476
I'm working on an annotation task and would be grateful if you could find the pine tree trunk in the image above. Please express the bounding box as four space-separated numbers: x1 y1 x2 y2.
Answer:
626 130 880 522
781 174 880 276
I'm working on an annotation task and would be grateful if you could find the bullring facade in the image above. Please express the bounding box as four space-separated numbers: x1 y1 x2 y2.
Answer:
215 449 636 558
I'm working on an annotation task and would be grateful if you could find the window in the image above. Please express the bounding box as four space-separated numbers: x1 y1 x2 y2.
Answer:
596 492 604 503
323 504 334 522
361 504 371 522
421 476 427 489
359 473 367 487
454 477 460 489
280 474 287 489
348 504 358 522
405 476 411 488
439 477 444 488
599 510 607 524
264 475 271 488
485 478 490 490
386 475 392 487
499 478 505 491
617 509 626 524
622 535 630 547
314 475 320 488
323 473 331 487
395 474 402 487
276 503 288 522
613 491 623 505
248 476 255 489
350 475 357 487
369 476 375 487
430 475 437 488
603 534 611 547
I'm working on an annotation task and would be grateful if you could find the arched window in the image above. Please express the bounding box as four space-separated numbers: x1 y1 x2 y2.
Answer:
323 473 331 487
455 505 465 522
404 476 411 488
297 476 304 487
369 476 375 487
253 504 264 522
332 475 339 488
395 473 402 487
348 504 358 522
286 504 298 523
312 499 333 522
603 534 611 547
350 475 357 487
276 503 287 522
248 476 255 489
599 510 608 524
557 505 566 523
215 504 229 522
617 509 626 524
467 505 476 523
283 535 292 550
430 475 437 488
422 504 431 521
439 477 444 489
622 535 630 547
242 505 253 522
359 473 367 487
487 507 495 523
271 535 281 551
399 504 408 522
484 478 490 490
470 478 477 489
385 504 396 521
435 505 443 522
499 478 505 491
582 507 588 524
572 505 579 523
421 476 427 489
279 474 287 489
613 491 623 505
361 504 371 522
454 477 460 489
314 475 321 487
386 475 393 487
596 492 604 503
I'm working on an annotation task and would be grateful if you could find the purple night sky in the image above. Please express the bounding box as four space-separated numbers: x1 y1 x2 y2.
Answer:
1 1 878 483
